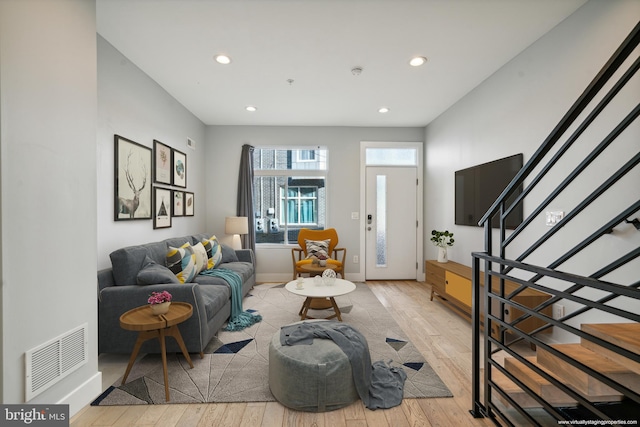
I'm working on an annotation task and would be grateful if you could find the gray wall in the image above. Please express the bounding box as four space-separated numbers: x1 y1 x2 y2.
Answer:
97 36 208 270
423 0 639 341
205 126 424 282
0 0 101 411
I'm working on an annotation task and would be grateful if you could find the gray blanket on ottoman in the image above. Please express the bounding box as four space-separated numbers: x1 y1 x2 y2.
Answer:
280 321 407 409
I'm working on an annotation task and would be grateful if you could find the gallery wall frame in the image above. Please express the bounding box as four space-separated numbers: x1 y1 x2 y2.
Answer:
153 187 172 229
153 140 172 185
172 149 187 188
172 190 184 217
184 192 194 216
114 135 152 221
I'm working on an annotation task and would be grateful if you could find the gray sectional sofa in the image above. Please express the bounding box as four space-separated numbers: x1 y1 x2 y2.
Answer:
98 233 255 355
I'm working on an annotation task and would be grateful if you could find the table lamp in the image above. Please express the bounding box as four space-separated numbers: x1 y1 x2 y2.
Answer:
225 216 248 250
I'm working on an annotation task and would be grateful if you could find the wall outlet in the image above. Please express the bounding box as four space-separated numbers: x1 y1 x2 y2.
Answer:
552 304 565 319
353 255 359 264
545 211 564 226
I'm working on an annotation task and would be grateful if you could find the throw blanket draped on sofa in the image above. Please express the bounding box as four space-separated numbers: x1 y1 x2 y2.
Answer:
199 268 262 331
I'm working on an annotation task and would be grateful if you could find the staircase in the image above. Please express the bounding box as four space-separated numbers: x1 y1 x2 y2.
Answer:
470 21 640 426
494 323 640 410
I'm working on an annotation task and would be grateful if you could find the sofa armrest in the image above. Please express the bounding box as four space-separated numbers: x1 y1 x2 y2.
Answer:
235 249 255 266
97 268 116 293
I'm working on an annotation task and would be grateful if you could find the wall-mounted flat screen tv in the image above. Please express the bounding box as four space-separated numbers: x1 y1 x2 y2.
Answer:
455 153 524 229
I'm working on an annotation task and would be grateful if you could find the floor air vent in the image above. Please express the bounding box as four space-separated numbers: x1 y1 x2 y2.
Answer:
25 323 88 400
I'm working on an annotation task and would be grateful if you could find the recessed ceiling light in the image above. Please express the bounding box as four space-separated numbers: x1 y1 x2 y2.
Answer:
245 105 257 112
409 56 427 67
215 54 231 65
378 107 390 113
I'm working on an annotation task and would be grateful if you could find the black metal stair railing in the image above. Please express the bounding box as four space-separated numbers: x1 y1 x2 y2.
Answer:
470 21 640 426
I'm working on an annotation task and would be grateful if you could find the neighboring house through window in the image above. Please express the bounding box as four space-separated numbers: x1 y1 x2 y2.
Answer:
253 147 327 244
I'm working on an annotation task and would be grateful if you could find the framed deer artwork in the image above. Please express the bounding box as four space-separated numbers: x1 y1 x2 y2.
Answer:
114 135 152 221
153 140 172 185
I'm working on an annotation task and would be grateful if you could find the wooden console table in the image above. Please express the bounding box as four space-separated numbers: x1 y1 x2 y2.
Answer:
425 260 552 338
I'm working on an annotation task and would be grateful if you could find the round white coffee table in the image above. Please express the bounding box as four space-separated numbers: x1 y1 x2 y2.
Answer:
285 278 356 321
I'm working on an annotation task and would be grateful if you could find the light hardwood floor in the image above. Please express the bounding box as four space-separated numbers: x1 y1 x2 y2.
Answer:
71 281 496 427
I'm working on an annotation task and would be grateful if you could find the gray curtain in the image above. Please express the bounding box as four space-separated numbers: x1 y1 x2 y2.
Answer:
237 144 255 253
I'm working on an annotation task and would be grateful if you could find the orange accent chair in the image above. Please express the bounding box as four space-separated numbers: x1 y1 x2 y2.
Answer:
291 228 346 280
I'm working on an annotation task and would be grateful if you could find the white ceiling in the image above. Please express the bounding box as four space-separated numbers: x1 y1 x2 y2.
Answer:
97 0 587 127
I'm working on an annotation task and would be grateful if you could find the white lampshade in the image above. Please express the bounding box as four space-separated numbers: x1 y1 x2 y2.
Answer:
225 216 248 235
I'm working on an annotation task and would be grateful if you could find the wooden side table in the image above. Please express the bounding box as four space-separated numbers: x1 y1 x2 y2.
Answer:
299 264 338 309
119 301 194 401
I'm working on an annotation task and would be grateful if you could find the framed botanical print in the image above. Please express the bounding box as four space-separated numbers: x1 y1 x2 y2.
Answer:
153 140 172 185
184 192 194 216
172 190 184 217
153 187 172 229
114 135 152 221
172 149 187 188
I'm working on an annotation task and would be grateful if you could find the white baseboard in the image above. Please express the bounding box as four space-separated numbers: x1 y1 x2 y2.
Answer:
59 371 102 417
256 273 294 283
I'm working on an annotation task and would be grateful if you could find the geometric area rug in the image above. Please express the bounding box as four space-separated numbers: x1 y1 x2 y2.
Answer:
92 282 452 406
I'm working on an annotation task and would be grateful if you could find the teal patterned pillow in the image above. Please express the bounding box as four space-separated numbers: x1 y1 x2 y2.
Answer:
166 243 197 283
202 235 223 270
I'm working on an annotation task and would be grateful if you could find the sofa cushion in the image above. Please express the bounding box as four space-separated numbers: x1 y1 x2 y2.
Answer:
166 243 197 283
191 233 210 244
199 283 231 321
220 243 240 264
219 262 255 283
110 245 149 286
137 256 180 285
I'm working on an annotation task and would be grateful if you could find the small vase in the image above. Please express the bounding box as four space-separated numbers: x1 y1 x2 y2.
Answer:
437 247 448 263
150 301 171 315
319 259 327 267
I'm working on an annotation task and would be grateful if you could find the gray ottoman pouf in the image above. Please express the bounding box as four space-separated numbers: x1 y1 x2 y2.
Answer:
269 326 360 412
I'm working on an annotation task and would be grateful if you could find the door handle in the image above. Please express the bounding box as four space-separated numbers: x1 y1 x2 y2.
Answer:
367 214 373 224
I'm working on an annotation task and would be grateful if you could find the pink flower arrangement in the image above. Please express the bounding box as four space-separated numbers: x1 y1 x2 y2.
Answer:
148 290 172 305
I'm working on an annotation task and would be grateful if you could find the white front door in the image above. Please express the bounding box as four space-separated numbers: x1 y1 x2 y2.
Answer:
365 166 417 280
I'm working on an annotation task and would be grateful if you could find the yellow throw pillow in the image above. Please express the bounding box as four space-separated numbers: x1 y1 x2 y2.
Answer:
166 243 197 283
202 235 223 270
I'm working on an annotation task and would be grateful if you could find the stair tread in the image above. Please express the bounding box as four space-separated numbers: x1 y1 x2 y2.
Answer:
492 367 577 408
537 343 638 398
504 357 580 403
547 343 631 374
582 323 640 354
